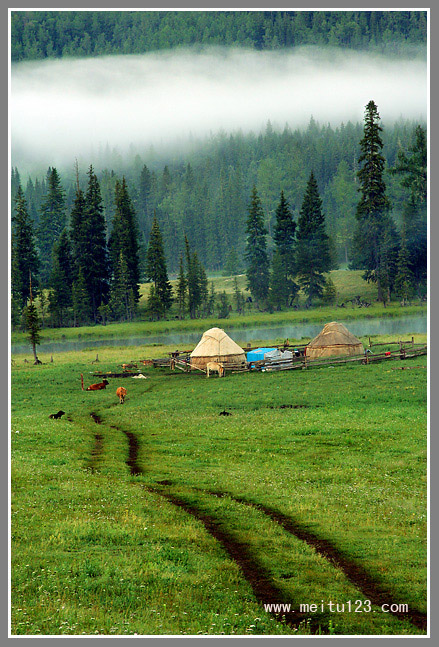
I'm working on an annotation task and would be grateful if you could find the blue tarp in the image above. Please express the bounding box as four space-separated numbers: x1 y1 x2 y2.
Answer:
246 347 276 363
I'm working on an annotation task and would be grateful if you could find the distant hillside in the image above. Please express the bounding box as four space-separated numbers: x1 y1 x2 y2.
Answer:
11 10 427 62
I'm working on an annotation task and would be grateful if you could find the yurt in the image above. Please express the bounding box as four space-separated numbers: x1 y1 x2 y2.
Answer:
306 322 364 359
190 328 247 369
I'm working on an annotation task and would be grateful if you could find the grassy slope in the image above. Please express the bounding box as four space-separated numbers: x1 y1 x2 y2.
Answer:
11 270 427 346
11 336 427 635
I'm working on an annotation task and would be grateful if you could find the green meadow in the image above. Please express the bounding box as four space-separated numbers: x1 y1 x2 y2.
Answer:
11 334 427 636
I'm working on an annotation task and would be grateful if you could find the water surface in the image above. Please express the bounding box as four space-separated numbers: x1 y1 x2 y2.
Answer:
11 315 427 355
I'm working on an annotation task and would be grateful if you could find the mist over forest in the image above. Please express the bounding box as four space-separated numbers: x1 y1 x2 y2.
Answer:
11 46 427 173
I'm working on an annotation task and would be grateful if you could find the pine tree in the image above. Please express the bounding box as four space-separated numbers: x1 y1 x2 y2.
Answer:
72 267 91 325
48 229 73 327
394 226 413 305
37 167 66 285
108 251 136 321
350 100 398 302
271 190 298 308
24 277 41 364
109 177 140 303
83 165 110 320
145 283 164 321
185 236 202 319
11 186 40 309
175 254 187 320
217 291 230 319
245 186 269 307
145 215 173 317
294 172 332 305
390 125 427 294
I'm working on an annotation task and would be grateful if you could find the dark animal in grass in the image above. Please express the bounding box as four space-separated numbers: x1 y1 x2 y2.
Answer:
219 409 231 416
49 410 65 419
81 373 109 391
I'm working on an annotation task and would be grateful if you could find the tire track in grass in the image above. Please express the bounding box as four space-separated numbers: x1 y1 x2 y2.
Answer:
86 415 426 633
145 484 329 635
89 411 143 476
87 412 104 472
196 486 427 632
87 414 320 632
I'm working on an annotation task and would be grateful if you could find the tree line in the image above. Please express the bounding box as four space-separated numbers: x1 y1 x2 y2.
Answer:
11 10 426 62
11 100 426 355
12 116 424 276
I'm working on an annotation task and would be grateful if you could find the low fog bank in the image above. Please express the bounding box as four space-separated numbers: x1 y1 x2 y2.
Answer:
11 46 427 170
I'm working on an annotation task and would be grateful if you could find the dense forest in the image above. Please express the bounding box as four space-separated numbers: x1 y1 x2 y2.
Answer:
11 10 427 62
12 117 425 274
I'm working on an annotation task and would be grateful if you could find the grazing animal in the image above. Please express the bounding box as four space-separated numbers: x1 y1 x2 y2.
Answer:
86 379 109 391
122 363 137 371
116 386 127 404
219 409 231 416
49 410 65 419
206 362 225 378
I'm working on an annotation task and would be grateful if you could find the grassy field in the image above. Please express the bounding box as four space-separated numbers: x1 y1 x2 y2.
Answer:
11 334 427 636
11 270 426 348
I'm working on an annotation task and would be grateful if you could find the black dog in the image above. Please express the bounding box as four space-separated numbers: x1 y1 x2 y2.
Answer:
49 410 65 419
219 410 231 416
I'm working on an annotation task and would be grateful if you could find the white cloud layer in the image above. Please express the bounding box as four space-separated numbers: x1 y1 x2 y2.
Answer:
11 46 427 166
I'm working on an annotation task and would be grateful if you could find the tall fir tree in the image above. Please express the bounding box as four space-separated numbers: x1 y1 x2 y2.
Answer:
390 125 427 294
83 165 110 321
24 277 41 364
108 251 136 321
145 214 173 317
185 235 201 319
48 229 73 327
394 226 414 305
37 167 66 285
11 185 40 309
72 267 91 325
175 254 187 320
350 100 399 302
271 190 298 308
294 171 332 305
109 177 140 303
245 186 269 307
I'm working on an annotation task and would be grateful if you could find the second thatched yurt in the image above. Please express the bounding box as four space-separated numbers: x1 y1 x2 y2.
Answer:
306 322 364 359
190 328 247 369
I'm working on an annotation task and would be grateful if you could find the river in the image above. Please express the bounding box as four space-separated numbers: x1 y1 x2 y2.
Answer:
11 315 427 355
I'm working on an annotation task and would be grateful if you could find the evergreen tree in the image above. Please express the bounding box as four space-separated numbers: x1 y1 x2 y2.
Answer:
185 236 201 319
294 171 332 305
72 267 91 325
83 165 110 320
245 186 269 307
233 276 244 314
390 125 427 293
322 275 337 305
208 281 216 316
109 177 140 303
145 283 164 321
108 251 136 321
175 254 187 320
271 190 298 308
24 278 41 364
197 262 209 317
48 229 73 326
394 226 414 305
145 215 173 317
350 100 398 302
217 291 230 319
37 167 66 284
11 186 40 309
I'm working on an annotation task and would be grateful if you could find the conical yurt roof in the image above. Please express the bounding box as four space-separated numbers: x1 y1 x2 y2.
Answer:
191 328 245 358
308 322 362 348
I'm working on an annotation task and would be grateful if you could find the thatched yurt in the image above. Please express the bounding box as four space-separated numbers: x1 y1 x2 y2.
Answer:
190 328 246 369
306 322 364 359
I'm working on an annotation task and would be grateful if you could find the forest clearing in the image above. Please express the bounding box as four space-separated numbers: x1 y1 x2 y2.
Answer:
11 333 427 636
